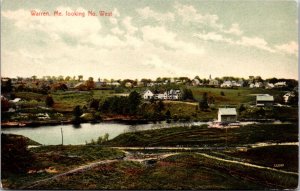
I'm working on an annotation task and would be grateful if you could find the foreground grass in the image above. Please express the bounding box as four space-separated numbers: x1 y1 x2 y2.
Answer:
27 153 298 190
105 123 298 147
210 145 298 172
2 145 124 189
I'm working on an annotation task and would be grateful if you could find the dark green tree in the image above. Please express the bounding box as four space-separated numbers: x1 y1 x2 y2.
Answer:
128 91 141 114
73 105 83 123
199 92 209 111
238 104 246 113
157 100 165 112
165 110 171 119
182 88 194 100
45 95 54 107
89 99 99 110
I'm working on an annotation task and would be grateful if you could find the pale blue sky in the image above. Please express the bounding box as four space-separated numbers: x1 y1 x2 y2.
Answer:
1 0 298 80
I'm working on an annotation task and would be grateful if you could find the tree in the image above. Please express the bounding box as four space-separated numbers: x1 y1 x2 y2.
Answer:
103 133 109 142
89 99 99 110
208 96 215 104
86 77 95 90
182 88 194 100
128 91 141 114
199 92 209 111
78 75 83 81
288 93 298 105
1 78 12 93
73 105 83 123
165 110 171 119
220 91 225 96
65 76 71 81
238 104 246 113
157 100 164 112
45 95 54 107
1 96 10 112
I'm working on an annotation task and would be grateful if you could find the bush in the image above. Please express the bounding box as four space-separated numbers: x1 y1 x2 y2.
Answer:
1 134 36 177
45 95 54 107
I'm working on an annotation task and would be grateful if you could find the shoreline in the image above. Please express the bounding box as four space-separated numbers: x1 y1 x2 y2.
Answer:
1 117 297 128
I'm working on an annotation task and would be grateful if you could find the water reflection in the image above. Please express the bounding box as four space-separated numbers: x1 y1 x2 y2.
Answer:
72 124 82 128
1 121 208 145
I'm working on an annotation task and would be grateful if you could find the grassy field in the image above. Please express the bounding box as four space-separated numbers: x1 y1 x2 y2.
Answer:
210 145 298 172
2 144 124 189
2 133 298 190
105 123 298 147
190 87 284 106
12 86 293 122
25 153 298 190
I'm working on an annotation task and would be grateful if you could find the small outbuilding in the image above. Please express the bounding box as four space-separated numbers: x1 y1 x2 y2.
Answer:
256 94 274 107
218 108 237 122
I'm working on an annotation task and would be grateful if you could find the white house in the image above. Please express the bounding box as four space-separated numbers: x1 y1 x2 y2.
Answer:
220 81 233 88
254 82 264 88
218 108 237 122
209 79 219 86
256 94 274 106
164 89 182 100
265 83 274 89
274 81 287 88
143 89 182 100
192 78 200 86
283 92 296 103
143 90 154 100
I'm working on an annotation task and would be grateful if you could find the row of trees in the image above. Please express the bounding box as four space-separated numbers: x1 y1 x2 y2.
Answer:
99 91 141 115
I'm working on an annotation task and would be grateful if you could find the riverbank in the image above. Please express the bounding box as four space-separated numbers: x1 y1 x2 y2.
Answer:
105 123 299 147
1 114 208 128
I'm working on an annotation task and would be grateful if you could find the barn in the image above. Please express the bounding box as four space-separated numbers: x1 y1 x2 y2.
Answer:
218 108 237 123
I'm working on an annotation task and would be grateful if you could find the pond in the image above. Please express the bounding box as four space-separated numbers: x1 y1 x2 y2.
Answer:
1 121 208 145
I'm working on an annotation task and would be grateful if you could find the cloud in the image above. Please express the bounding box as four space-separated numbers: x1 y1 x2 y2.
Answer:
136 6 175 22
175 3 222 29
122 16 138 35
111 27 125 35
142 25 204 54
109 8 120 25
223 23 243 36
112 8 120 17
275 41 298 56
193 32 233 44
109 17 118 25
237 36 275 53
194 31 277 53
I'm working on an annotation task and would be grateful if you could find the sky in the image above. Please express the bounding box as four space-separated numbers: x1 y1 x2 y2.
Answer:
1 0 298 80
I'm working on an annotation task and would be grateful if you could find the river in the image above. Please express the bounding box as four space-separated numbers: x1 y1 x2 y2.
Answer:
1 121 207 145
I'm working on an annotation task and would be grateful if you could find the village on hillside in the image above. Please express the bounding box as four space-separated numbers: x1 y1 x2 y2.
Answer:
1 74 298 126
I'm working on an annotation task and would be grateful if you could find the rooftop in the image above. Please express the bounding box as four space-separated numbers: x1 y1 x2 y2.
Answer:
256 94 274 101
218 108 237 115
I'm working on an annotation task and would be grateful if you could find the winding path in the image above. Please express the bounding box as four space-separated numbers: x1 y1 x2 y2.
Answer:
24 159 118 189
24 152 177 189
23 143 298 189
198 153 298 176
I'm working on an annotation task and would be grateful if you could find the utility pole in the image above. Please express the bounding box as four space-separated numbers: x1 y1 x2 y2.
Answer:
225 127 228 149
61 128 64 145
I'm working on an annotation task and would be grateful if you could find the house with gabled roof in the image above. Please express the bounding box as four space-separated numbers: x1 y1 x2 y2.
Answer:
256 94 274 107
218 108 237 122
